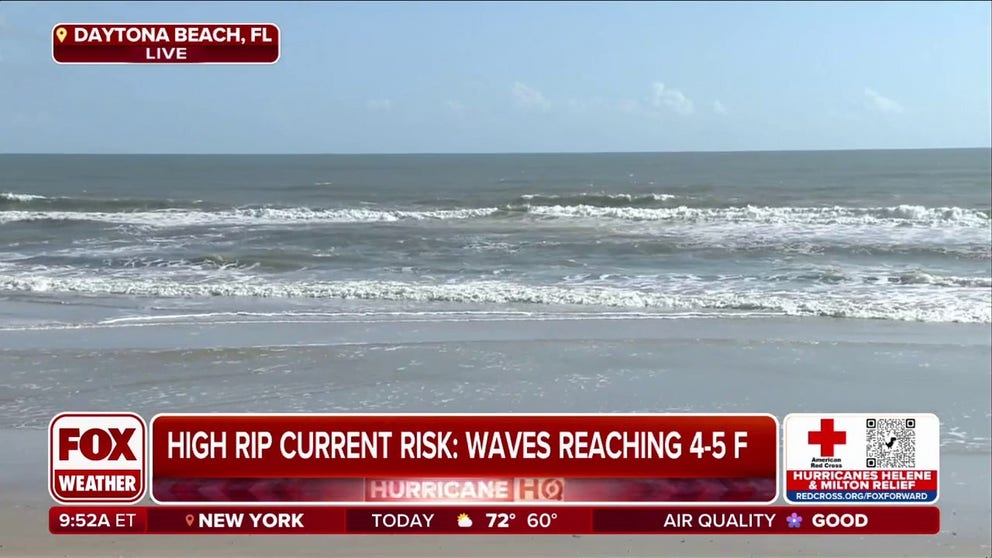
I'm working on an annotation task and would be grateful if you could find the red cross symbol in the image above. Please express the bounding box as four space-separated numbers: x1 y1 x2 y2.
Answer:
808 418 847 457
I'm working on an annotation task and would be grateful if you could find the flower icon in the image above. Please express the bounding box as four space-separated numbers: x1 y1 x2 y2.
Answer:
786 512 803 529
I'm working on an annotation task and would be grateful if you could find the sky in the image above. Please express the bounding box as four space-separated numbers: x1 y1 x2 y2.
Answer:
0 1 989 153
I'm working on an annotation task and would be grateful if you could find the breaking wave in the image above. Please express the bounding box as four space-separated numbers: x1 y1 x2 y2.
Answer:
515 192 677 207
1 203 988 228
0 192 47 202
0 207 500 226
511 204 991 227
0 274 987 323
869 270 992 288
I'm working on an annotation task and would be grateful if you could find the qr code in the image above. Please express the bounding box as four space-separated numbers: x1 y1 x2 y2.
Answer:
866 418 916 468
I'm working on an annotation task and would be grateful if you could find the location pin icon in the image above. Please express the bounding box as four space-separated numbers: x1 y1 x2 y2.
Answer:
185 514 195 527
55 27 67 43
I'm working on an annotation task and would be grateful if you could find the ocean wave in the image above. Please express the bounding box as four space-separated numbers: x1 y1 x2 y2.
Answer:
1 202 988 228
0 192 207 211
567 269 992 291
512 204 992 227
0 192 47 202
516 192 677 207
9 253 305 274
0 199 992 229
0 207 500 226
470 235 991 259
0 274 987 323
766 270 992 288
873 271 992 288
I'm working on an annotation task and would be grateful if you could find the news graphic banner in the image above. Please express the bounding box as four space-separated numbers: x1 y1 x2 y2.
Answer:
49 413 146 504
52 24 279 64
149 414 778 504
47 412 943 535
784 413 940 504
49 505 940 535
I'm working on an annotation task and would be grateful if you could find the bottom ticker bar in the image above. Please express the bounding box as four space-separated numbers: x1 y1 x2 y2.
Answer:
50 506 938 535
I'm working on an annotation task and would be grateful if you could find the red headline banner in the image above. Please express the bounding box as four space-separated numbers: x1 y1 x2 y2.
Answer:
151 414 777 480
152 477 778 504
52 24 279 64
49 505 940 535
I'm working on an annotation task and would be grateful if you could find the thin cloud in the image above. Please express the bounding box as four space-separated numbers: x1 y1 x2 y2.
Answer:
365 99 393 112
864 89 903 114
713 100 728 114
512 82 550 110
652 82 694 115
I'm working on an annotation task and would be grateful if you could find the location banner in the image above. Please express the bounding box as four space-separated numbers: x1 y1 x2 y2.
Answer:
49 505 939 535
149 414 778 504
52 24 279 64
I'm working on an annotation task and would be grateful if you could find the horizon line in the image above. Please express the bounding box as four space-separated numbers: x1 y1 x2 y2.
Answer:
1 146 990 157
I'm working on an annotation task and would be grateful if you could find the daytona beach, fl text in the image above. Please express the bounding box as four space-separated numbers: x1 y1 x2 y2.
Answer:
52 24 280 64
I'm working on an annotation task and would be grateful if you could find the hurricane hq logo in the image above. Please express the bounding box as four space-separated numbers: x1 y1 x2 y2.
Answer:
49 412 147 503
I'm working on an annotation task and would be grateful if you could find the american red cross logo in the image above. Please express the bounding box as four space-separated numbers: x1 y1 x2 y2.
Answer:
808 418 847 457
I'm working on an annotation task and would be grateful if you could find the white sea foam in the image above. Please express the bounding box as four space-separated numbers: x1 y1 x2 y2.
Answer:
518 192 677 203
1 203 988 228
520 204 991 227
0 192 47 202
0 310 776 332
0 207 500 226
0 274 987 323
885 271 992 288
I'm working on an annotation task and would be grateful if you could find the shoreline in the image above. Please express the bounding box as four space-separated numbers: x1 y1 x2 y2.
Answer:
3 313 990 351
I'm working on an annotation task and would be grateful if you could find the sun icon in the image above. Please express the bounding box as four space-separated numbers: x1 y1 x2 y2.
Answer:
457 513 473 528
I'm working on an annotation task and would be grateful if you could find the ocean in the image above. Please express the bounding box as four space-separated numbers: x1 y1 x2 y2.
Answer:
1 151 990 552
1 149 990 326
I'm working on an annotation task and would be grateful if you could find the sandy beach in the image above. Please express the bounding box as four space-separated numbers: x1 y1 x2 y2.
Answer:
1 315 989 557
